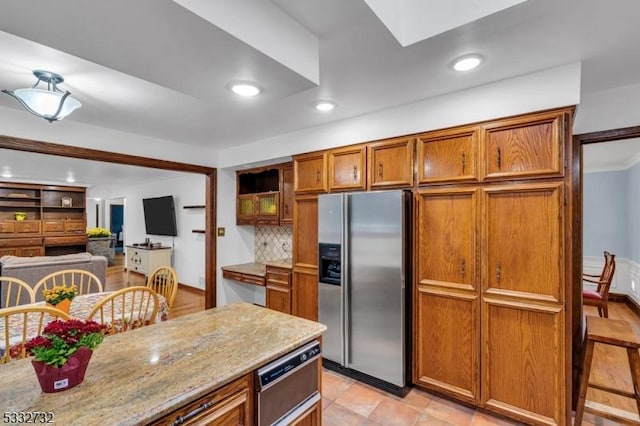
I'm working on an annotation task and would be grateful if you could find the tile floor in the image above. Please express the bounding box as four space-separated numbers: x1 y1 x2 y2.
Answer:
321 369 518 426
321 369 616 426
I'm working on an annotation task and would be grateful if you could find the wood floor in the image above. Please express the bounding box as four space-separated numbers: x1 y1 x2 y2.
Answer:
105 254 639 424
105 253 205 317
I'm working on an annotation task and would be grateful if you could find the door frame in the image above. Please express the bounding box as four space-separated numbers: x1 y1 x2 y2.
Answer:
0 134 217 309
571 125 640 406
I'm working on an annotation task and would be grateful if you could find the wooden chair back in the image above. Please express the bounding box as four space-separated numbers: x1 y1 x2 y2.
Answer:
87 286 159 335
146 266 178 309
33 269 103 301
1 277 35 307
0 305 70 363
583 251 616 317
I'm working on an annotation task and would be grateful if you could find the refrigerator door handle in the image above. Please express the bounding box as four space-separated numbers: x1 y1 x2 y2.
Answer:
342 194 349 366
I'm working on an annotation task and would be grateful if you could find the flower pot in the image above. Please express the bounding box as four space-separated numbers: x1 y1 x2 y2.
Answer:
47 298 71 315
31 347 93 393
14 212 26 221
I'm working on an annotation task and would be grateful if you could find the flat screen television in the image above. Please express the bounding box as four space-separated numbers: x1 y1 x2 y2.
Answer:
142 196 177 236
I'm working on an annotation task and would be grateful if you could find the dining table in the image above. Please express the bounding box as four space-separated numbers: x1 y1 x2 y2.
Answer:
0 291 169 357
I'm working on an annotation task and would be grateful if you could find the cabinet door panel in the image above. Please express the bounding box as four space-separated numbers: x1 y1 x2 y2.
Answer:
15 220 41 234
281 166 294 224
328 146 366 191
417 188 478 290
294 153 327 194
293 196 318 269
292 268 318 321
266 283 292 314
236 194 255 225
482 111 564 181
415 287 479 403
482 183 563 302
0 247 18 256
367 138 414 189
482 299 563 425
417 127 479 184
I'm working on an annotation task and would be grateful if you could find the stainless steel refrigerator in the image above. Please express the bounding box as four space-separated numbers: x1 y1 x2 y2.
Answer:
318 190 408 392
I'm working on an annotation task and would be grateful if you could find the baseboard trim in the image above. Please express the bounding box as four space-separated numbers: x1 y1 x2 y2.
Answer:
608 292 627 303
179 283 205 295
624 294 640 318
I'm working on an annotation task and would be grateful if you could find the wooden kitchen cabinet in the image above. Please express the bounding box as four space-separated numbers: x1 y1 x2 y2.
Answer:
292 194 319 321
417 126 480 185
328 145 366 191
294 152 327 194
480 182 565 424
266 266 292 314
280 165 294 224
367 137 415 189
150 373 253 426
290 400 321 426
414 187 479 404
236 163 290 225
481 109 566 181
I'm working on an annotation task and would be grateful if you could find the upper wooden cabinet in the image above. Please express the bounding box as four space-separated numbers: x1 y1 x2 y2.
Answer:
294 152 328 194
280 165 294 224
328 145 367 191
481 109 566 181
236 163 291 225
367 137 415 189
417 126 480 185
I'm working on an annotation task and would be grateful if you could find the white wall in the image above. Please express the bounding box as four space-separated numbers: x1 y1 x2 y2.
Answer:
574 82 640 134
113 173 206 289
216 168 264 305
0 104 219 167
215 63 582 306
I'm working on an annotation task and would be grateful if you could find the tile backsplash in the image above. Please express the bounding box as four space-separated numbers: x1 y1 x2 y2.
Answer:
254 225 292 261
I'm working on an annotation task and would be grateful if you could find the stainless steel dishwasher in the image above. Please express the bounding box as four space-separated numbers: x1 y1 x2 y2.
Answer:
255 340 321 425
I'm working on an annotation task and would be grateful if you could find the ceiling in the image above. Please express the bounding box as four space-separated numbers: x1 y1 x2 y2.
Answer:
1 0 640 184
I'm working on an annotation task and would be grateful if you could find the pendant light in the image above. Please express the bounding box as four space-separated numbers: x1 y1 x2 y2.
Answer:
2 70 81 122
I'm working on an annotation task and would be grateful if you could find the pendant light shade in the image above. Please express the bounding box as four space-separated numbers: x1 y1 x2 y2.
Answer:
2 70 81 122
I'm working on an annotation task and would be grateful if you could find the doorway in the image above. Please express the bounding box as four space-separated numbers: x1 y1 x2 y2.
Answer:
109 202 124 253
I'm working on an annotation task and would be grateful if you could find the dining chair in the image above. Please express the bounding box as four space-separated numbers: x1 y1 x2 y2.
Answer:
146 266 178 309
33 269 104 301
0 305 70 363
583 251 616 318
1 277 35 308
87 286 159 335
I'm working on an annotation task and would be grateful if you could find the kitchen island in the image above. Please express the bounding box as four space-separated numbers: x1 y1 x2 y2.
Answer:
0 303 325 425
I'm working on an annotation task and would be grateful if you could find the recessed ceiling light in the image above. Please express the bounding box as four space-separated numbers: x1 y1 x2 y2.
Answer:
229 81 261 97
66 175 75 183
1 167 12 178
451 54 484 72
314 100 336 112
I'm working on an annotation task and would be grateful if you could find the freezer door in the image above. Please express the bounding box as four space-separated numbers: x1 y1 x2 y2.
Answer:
347 190 405 387
318 194 345 366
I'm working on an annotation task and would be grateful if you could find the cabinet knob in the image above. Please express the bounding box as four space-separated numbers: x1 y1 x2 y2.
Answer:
284 204 289 215
496 147 502 169
496 262 502 283
353 165 358 181
316 170 321 184
461 258 466 276
461 152 466 173
378 162 383 179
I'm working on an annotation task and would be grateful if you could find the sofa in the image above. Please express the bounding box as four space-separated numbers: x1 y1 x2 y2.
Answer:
0 252 107 307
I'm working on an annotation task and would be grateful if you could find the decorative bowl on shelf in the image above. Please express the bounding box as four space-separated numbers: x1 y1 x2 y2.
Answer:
14 212 27 221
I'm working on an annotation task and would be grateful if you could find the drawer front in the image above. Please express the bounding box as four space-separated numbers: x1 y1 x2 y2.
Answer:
64 220 86 233
0 247 18 257
0 222 16 233
44 235 87 246
223 270 244 282
266 270 291 287
43 221 64 233
241 274 265 286
19 247 44 257
0 237 42 248
15 221 41 234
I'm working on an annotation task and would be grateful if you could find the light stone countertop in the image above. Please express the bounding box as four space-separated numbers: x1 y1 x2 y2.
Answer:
221 258 293 277
0 303 326 426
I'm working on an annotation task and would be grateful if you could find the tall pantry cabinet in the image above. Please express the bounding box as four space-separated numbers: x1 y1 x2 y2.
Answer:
414 108 572 425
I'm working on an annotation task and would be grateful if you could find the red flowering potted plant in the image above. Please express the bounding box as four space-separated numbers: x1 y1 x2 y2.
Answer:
21 319 106 393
